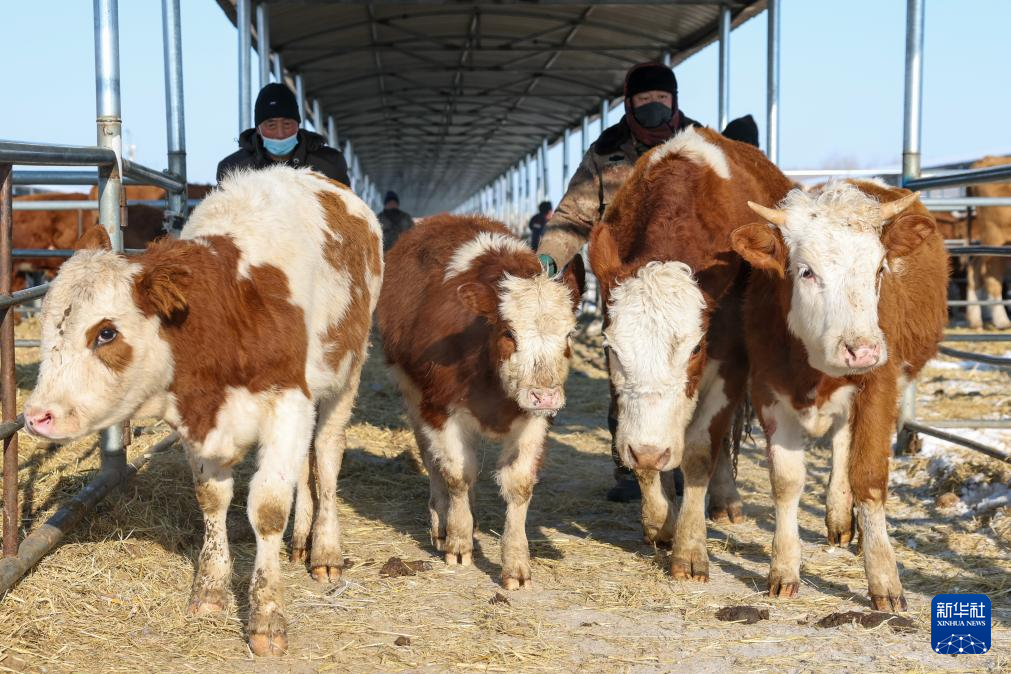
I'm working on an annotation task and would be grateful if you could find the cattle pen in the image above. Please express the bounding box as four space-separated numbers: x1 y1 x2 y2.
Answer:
1 0 1010 672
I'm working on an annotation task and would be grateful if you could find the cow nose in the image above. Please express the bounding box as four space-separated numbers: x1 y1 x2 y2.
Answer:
842 341 881 368
530 387 563 410
627 445 671 471
24 406 56 436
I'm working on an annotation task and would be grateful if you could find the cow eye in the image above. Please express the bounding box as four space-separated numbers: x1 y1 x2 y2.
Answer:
691 343 703 356
96 327 117 346
798 265 816 281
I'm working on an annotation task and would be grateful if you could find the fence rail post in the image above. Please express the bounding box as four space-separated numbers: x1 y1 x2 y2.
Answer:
162 0 188 228
1 163 16 558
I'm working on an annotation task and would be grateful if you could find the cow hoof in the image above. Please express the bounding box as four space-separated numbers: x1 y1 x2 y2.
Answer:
188 586 226 614
826 526 854 547
290 546 308 563
502 575 532 590
248 612 288 657
768 573 801 599
431 535 446 552
310 565 343 584
643 535 672 549
445 551 472 566
670 552 709 582
871 593 908 612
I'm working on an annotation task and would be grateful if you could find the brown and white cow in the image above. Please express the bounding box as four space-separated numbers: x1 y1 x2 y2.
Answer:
966 155 1011 329
377 215 584 589
23 165 382 655
732 180 948 610
589 126 793 580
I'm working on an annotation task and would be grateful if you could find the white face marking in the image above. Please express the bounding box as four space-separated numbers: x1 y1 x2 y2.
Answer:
777 183 891 376
603 261 706 469
444 232 531 281
24 251 174 440
647 126 731 180
496 274 577 415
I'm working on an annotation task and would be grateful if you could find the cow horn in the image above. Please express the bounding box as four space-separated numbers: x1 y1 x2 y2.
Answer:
747 201 787 226
879 192 920 220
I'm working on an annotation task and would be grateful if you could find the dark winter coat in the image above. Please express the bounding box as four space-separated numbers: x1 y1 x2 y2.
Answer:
216 129 350 185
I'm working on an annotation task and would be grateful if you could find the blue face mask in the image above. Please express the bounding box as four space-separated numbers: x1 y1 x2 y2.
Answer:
262 132 298 157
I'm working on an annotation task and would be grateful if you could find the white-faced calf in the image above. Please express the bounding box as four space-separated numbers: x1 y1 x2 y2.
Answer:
24 166 383 654
732 180 948 610
377 215 584 589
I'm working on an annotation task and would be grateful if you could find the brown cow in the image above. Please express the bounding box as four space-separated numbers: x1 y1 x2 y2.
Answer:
588 127 793 579
966 155 1011 329
377 215 584 589
732 180 948 610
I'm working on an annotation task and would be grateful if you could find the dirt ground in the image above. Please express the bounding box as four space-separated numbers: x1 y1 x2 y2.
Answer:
0 318 1008 673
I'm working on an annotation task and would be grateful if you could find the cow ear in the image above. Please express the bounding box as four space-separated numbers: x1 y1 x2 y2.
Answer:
883 213 936 258
135 260 190 321
457 282 498 319
561 253 586 311
589 224 622 294
731 223 787 277
77 225 112 251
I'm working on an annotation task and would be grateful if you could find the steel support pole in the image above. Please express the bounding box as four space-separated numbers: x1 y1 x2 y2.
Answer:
562 128 571 185
294 74 305 128
901 0 925 183
237 0 252 132
718 4 731 131
581 115 590 154
272 52 282 83
600 100 609 135
1 164 16 558
312 99 322 133
94 0 126 474
765 0 780 164
661 50 672 68
161 0 188 227
256 2 270 90
540 138 549 203
327 116 338 148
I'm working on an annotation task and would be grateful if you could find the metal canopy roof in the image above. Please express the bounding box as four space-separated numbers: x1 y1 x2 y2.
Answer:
215 1 766 214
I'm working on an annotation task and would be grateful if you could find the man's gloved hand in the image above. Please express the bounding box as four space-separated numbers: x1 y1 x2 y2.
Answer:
538 254 558 277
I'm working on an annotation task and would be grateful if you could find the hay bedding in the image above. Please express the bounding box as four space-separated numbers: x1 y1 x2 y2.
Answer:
0 319 1008 673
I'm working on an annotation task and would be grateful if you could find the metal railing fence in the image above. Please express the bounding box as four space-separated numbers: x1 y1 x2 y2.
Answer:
0 0 187 594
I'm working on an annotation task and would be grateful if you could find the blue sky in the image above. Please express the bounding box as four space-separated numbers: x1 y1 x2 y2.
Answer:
2 1 1008 211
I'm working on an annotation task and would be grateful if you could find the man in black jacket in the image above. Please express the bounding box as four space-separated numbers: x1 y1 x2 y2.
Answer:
216 83 350 186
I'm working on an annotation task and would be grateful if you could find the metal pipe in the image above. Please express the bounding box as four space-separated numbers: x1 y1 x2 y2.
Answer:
902 421 1009 465
272 52 282 83
0 141 116 167
1 164 16 558
925 419 1011 430
906 164 1011 191
661 49 671 68
943 333 1011 343
600 99 609 135
122 160 185 192
718 4 731 131
581 115 590 154
312 99 322 133
94 0 126 476
294 74 305 128
901 0 925 182
0 433 181 594
327 115 338 148
237 0 252 132
13 199 201 212
540 138 549 203
766 0 781 164
946 245 1011 257
256 1 270 89
10 170 179 186
161 0 188 224
924 197 1011 208
0 284 51 311
562 128 571 185
938 345 1011 370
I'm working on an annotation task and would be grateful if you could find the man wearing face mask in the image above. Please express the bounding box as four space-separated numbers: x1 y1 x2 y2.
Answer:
216 83 350 186
536 62 698 503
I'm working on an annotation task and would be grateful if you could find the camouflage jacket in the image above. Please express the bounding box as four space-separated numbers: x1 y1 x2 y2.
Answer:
377 207 414 252
537 115 699 268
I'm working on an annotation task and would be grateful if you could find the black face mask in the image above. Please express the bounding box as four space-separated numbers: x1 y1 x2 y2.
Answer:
633 102 673 129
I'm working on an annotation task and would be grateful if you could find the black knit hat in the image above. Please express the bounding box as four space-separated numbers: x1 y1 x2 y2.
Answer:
384 191 399 204
625 63 678 98
254 83 301 126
